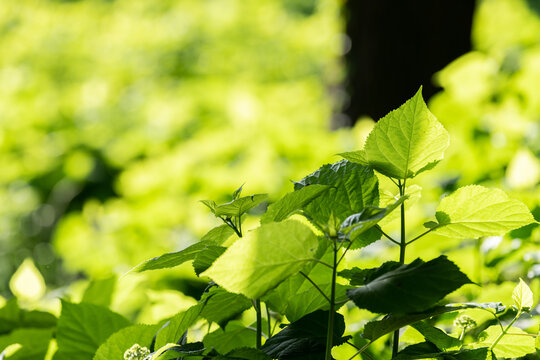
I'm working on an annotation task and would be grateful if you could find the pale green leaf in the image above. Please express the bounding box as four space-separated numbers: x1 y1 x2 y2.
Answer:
434 185 536 238
213 194 268 217
155 305 203 349
260 185 330 224
362 87 449 179
201 219 319 299
473 326 536 358
338 150 368 164
203 321 255 354
512 278 534 312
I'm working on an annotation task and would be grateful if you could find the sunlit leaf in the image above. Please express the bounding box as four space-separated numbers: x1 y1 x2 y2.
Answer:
200 287 252 327
261 185 330 224
93 324 161 360
473 326 536 358
213 194 268 217
154 305 203 349
512 278 534 312
362 87 449 179
201 219 320 299
434 186 537 238
203 321 255 354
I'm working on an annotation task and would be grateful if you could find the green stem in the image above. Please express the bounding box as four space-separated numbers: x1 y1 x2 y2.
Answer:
376 226 400 245
325 240 338 360
256 299 262 349
300 271 331 303
406 225 440 245
490 311 520 350
266 303 272 337
392 181 407 357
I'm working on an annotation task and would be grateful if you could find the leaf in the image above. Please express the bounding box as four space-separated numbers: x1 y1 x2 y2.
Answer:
434 186 536 238
81 276 116 308
338 150 368 165
395 343 492 360
232 184 244 200
363 303 504 342
293 160 379 233
93 324 161 360
201 219 320 299
193 246 227 276
411 321 461 351
261 310 348 360
54 301 131 360
133 224 234 273
512 278 534 312
338 262 401 286
155 304 203 349
204 321 255 354
340 196 406 247
216 348 271 360
474 326 536 358
0 299 56 335
213 194 268 218
0 328 53 360
362 87 449 179
199 287 252 327
260 185 330 224
347 256 472 314
379 185 422 226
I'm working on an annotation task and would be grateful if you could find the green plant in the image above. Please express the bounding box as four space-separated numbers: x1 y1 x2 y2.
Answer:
1 88 538 360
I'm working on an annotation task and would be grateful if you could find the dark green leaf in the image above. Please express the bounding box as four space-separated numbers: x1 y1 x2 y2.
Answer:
54 301 131 360
200 288 252 327
193 246 227 276
411 321 461 351
338 262 401 286
216 348 271 360
394 343 492 360
0 299 56 335
261 185 330 224
262 310 348 360
293 160 379 233
347 256 472 314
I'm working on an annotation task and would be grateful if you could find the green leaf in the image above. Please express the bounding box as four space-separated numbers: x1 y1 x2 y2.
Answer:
338 150 368 165
216 348 271 360
340 196 406 248
434 185 536 238
411 321 461 351
347 256 472 314
0 299 56 335
54 301 131 360
363 303 504 342
0 328 53 360
133 224 234 273
200 287 252 327
93 324 161 360
512 278 534 312
362 87 449 179
395 343 492 360
193 246 227 276
155 304 203 349
338 262 401 286
232 184 244 200
474 326 536 358
261 310 349 360
201 219 320 299
379 185 422 226
204 321 255 354
81 276 116 308
261 185 330 224
213 194 268 218
293 160 379 233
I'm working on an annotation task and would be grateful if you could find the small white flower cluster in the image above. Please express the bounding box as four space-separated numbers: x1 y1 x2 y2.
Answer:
123 344 151 360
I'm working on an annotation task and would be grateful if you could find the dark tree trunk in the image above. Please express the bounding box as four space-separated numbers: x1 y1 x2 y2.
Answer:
343 0 476 123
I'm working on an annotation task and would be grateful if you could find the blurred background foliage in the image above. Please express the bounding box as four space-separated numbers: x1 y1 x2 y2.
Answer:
0 0 539 343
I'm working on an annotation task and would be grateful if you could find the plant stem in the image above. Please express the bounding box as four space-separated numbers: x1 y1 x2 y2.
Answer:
376 226 400 245
347 341 372 359
392 180 407 357
325 240 338 360
256 299 262 349
300 271 331 303
406 225 439 245
266 303 272 337
490 311 520 350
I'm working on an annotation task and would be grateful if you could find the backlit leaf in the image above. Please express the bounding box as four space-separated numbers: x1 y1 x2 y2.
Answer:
93 324 161 360
201 219 320 299
362 87 449 179
473 326 536 358
512 278 534 311
434 186 536 238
